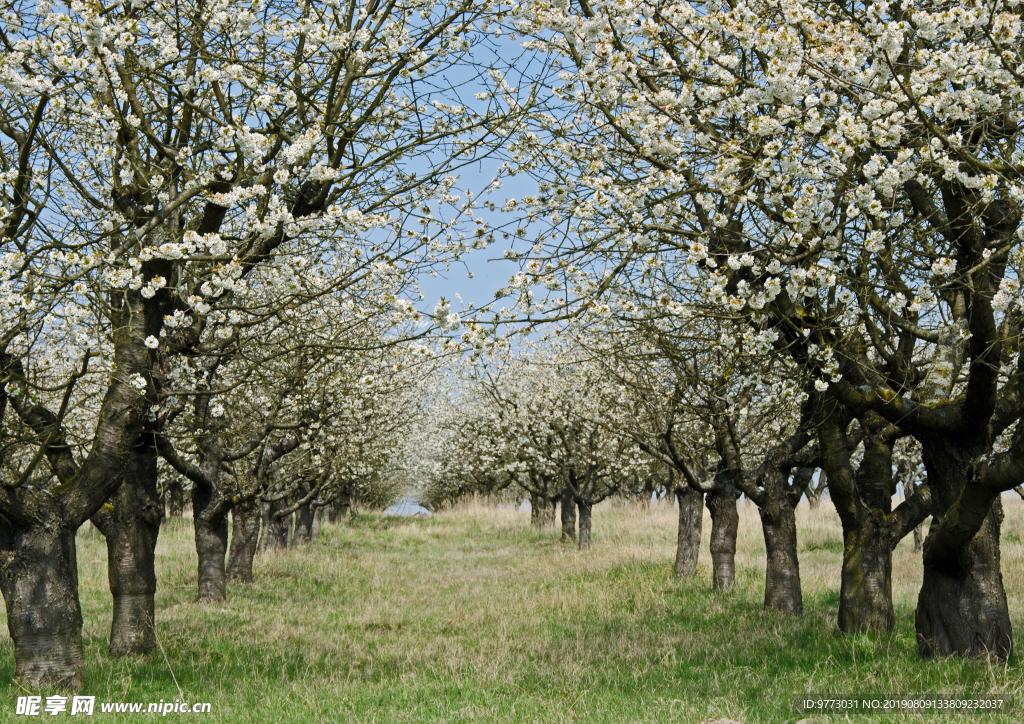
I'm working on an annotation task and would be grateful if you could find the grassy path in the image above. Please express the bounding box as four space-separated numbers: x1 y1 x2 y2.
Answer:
2 499 1023 722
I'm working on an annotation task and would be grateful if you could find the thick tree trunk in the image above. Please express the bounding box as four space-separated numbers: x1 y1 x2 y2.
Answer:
706 481 739 591
917 502 1011 658
837 516 894 632
193 485 228 603
226 501 261 583
760 500 802 615
577 498 593 550
529 493 556 530
560 486 577 542
92 434 161 656
914 442 1012 659
0 521 86 689
165 479 184 518
674 486 703 578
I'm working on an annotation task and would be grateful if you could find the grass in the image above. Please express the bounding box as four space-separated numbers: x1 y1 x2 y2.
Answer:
2 497 1024 722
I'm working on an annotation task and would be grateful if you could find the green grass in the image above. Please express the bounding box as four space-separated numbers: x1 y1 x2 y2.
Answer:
2 498 1023 723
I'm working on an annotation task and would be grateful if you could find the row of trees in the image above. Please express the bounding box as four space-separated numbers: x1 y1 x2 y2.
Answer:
4 0 1024 692
495 0 1024 661
0 0 528 688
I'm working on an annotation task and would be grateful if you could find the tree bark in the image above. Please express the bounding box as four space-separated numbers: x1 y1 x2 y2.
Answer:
760 498 802 614
530 492 556 530
706 474 739 591
916 442 1012 659
290 488 313 547
818 405 899 633
0 521 85 689
577 498 593 550
808 471 825 510
310 505 324 540
226 501 261 583
92 433 161 656
836 515 894 632
193 483 229 603
0 274 155 688
259 495 289 553
674 486 703 578
560 485 577 542
165 479 184 518
329 492 351 524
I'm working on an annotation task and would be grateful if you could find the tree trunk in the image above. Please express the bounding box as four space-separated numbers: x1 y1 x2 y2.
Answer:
577 498 593 550
916 442 1011 658
560 486 577 543
837 515 894 632
329 492 351 523
310 505 324 540
674 486 703 578
913 524 923 553
193 484 228 603
165 479 184 518
259 496 289 553
760 499 802 614
706 479 739 591
92 434 161 656
0 521 86 689
917 502 1011 658
529 492 555 530
226 501 261 583
291 489 313 547
808 472 825 510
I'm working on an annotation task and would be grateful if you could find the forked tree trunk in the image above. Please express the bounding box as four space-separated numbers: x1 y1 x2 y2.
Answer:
226 501 261 583
577 498 593 550
674 486 703 578
193 484 228 603
808 471 826 510
917 442 1012 659
706 476 739 591
560 486 577 542
0 520 85 689
92 434 161 656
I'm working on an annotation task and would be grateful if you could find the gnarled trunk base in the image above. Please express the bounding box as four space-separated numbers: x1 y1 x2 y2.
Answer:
0 523 86 689
917 502 1012 659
